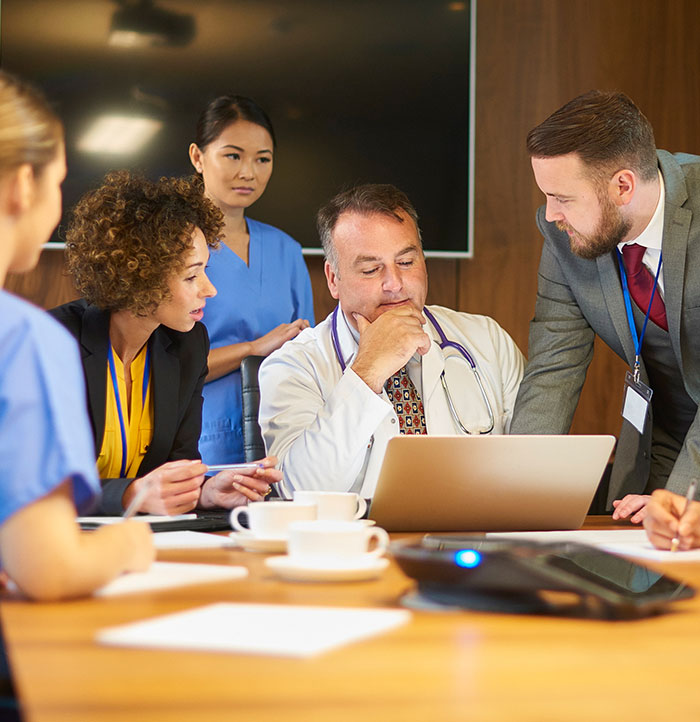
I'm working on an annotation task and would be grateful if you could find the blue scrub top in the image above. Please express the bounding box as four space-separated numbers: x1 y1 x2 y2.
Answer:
0 291 100 525
199 218 314 464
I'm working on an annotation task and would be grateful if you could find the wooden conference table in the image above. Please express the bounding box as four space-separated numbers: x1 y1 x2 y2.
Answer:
3 517 700 722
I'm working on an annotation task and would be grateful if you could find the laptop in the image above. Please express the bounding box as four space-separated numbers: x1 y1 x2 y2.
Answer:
368 435 615 532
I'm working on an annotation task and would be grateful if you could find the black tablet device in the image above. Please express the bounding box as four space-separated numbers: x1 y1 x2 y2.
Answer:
392 536 695 619
79 509 232 533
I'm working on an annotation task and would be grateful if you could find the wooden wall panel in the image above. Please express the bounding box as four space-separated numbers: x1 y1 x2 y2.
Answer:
5 250 78 310
465 0 700 436
9 0 700 441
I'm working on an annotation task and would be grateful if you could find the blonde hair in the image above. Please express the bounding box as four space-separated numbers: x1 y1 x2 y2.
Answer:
0 71 63 176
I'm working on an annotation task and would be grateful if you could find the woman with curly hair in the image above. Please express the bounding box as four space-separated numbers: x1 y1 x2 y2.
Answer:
0 72 153 600
188 95 314 465
51 171 281 515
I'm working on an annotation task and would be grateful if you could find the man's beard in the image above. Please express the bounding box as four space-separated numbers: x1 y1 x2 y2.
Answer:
557 193 632 260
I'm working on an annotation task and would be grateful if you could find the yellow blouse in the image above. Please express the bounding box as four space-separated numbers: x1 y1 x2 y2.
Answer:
97 344 154 479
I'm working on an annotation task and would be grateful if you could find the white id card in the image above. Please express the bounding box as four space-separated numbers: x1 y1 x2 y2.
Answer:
622 371 653 434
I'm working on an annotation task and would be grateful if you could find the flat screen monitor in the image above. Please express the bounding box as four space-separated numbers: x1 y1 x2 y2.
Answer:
1 0 474 256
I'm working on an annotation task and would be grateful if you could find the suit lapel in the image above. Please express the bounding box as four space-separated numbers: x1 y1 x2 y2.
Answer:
143 327 179 466
420 317 445 405
657 151 691 364
79 306 111 450
597 253 636 366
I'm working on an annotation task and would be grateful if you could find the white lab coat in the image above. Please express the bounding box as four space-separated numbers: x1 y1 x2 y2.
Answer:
259 305 524 498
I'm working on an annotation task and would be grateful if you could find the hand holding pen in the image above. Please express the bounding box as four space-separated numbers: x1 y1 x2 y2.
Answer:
199 457 282 508
670 479 698 552
643 482 700 551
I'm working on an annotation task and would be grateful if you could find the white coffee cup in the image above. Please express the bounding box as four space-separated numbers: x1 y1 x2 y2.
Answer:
287 520 389 560
230 501 317 539
293 490 368 521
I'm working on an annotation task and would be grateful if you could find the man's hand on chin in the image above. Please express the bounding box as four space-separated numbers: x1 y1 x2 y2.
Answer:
350 306 430 393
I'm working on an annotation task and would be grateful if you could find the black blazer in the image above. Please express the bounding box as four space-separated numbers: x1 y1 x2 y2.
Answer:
49 300 209 514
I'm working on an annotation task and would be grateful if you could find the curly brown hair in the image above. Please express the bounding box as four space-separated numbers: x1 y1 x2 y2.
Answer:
65 171 223 314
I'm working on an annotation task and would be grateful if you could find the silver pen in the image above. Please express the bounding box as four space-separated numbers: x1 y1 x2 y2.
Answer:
205 463 263 475
670 479 698 552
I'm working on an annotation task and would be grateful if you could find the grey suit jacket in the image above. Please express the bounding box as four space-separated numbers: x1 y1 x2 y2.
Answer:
510 151 700 505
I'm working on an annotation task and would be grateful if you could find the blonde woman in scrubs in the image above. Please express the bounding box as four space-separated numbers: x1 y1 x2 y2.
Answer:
0 72 154 600
51 171 281 515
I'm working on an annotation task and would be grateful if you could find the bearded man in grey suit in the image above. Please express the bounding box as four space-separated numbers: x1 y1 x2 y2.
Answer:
510 90 700 524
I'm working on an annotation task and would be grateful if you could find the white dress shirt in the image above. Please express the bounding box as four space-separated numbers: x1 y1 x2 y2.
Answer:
617 170 665 295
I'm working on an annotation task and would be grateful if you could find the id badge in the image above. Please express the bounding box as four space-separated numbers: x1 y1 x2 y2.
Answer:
622 371 652 434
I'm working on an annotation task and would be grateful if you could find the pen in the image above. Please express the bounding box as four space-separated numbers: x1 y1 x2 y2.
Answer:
670 479 697 552
205 463 263 475
122 478 154 520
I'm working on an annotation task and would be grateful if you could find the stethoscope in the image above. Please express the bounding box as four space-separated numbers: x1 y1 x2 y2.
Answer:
330 305 495 434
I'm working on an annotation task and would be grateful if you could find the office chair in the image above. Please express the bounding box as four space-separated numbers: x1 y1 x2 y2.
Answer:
240 355 279 498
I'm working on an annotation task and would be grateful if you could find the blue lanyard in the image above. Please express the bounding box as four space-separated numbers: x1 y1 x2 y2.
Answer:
616 248 663 381
107 345 151 478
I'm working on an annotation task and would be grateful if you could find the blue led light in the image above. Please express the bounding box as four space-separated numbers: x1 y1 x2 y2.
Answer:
454 549 482 568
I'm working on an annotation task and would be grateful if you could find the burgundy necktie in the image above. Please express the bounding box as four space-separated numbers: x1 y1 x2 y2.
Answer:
385 366 427 435
621 243 668 331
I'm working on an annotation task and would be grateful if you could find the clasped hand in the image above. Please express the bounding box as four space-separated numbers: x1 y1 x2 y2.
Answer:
611 493 652 524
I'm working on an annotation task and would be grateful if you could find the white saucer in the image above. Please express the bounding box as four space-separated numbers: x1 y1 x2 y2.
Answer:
229 532 287 553
265 554 389 582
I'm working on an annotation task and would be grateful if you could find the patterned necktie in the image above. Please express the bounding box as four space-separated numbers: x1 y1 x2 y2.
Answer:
385 366 427 434
621 243 668 331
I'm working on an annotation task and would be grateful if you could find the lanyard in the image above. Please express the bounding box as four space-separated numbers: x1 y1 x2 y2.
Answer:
107 345 151 478
616 248 663 382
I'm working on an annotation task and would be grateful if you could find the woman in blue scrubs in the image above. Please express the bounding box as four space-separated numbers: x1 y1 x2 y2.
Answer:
0 72 154 600
189 96 314 465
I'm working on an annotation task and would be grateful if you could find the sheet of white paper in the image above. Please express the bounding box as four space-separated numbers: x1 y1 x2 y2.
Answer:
486 529 700 562
78 514 198 525
97 603 411 657
153 531 235 549
94 562 247 597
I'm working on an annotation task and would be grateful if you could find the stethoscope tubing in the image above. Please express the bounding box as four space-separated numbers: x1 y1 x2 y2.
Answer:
330 305 495 434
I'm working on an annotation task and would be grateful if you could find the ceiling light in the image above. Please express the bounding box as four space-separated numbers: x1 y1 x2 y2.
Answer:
109 1 196 48
77 115 163 154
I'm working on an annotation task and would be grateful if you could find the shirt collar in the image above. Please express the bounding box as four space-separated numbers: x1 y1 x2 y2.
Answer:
617 169 665 253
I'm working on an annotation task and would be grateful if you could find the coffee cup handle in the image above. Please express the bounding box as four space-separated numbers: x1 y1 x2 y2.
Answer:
229 506 248 533
366 527 390 558
353 496 368 519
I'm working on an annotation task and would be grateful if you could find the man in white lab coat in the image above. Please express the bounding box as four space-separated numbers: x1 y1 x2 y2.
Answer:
259 184 524 499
